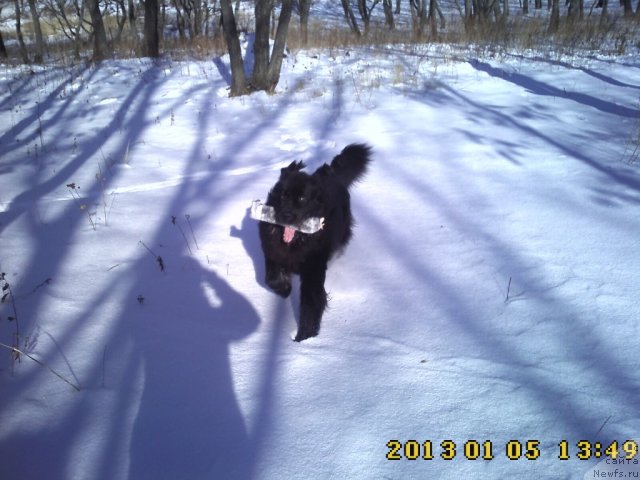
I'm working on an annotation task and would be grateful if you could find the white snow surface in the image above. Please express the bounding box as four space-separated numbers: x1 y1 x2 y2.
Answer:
0 44 639 480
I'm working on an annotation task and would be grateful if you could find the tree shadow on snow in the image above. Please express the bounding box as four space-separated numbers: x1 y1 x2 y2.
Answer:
402 72 640 205
0 62 173 367
359 135 640 453
469 59 640 118
0 57 300 480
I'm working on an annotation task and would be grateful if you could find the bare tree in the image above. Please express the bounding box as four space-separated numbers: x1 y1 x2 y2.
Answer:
0 30 6 58
219 0 247 95
500 0 509 24
341 0 361 36
128 0 136 33
428 0 436 34
86 0 109 60
356 0 374 35
14 0 29 63
600 0 609 21
299 0 312 45
0 6 6 58
110 0 129 41
620 0 632 16
170 0 216 40
252 0 293 92
144 0 160 57
253 0 274 84
26 0 44 62
41 0 86 59
428 0 445 33
464 0 472 24
173 0 188 39
548 0 560 32
409 0 427 37
382 0 395 29
591 0 610 22
219 0 294 95
567 0 584 21
204 0 215 37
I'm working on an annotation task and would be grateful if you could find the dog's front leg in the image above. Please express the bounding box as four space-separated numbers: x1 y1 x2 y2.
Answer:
265 258 292 298
295 255 329 342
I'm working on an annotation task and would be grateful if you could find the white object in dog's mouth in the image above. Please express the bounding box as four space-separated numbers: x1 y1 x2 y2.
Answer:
283 226 296 244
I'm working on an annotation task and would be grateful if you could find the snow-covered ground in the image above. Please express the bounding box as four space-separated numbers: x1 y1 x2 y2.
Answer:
0 42 639 480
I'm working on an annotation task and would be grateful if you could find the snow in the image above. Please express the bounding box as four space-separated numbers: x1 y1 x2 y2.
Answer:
0 42 639 480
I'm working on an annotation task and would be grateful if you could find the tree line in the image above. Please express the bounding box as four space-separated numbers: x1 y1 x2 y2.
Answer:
0 0 638 94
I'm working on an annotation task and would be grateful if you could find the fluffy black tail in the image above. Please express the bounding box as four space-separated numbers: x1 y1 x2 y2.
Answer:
330 143 372 188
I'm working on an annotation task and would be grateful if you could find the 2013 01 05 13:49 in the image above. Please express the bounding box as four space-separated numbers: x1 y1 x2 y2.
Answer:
386 439 639 461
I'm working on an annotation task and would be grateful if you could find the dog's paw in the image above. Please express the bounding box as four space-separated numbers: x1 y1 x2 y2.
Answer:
294 327 319 342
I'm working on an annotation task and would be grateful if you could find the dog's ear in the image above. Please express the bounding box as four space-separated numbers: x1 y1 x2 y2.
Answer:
280 160 306 177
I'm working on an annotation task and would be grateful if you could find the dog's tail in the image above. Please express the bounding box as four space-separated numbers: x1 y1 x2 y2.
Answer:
330 143 372 188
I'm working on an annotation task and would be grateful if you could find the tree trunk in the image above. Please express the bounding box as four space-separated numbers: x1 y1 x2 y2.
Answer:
86 0 109 61
265 0 293 92
219 0 247 95
144 0 160 57
0 28 7 58
253 0 293 92
419 0 428 37
341 0 361 36
299 0 311 45
14 0 29 63
502 0 509 21
548 0 560 32
128 0 136 32
357 0 371 36
409 0 419 37
161 0 167 41
27 0 44 63
205 0 211 36
113 0 127 41
68 0 85 59
567 0 583 21
0 5 5 58
194 0 203 37
600 0 609 23
383 0 395 29
492 0 502 22
428 0 437 36
220 0 293 95
464 0 473 27
174 0 186 40
253 0 272 90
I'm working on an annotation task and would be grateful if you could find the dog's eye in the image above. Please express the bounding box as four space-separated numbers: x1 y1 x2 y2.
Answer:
298 195 305 203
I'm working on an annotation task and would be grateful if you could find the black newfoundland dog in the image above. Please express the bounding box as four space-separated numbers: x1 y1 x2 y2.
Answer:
259 144 372 341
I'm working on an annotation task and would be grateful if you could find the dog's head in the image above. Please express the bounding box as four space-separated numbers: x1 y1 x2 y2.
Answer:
267 161 324 242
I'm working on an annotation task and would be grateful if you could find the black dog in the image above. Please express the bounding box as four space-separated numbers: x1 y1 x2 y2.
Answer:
259 144 372 341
